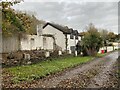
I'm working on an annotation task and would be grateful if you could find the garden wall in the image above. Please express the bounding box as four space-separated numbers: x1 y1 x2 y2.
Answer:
2 36 19 53
98 46 119 53
2 50 73 68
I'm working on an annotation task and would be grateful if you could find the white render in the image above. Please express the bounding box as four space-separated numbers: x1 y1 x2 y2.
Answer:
43 36 54 50
20 24 54 51
67 35 81 51
67 35 76 51
42 25 66 51
98 46 119 53
20 35 43 50
20 24 81 52
20 35 54 51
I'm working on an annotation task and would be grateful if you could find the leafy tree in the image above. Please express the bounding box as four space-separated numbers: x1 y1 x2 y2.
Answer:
107 32 116 42
99 29 109 52
100 29 108 41
1 1 24 37
1 0 42 37
116 34 120 42
81 23 103 56
1 0 46 50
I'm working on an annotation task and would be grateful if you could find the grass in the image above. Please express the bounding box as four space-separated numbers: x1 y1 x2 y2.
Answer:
96 53 106 57
5 56 93 83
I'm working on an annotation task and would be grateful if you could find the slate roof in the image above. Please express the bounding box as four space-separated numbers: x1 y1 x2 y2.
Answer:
43 22 73 34
43 22 83 38
73 30 79 35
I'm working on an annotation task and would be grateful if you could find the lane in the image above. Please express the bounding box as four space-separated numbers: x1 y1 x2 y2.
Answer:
88 51 118 88
35 51 118 88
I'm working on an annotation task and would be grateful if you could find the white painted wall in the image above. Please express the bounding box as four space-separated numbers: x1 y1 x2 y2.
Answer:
98 46 119 53
43 25 66 51
43 36 54 50
67 35 76 51
67 35 81 51
78 36 81 41
20 35 43 50
21 24 54 51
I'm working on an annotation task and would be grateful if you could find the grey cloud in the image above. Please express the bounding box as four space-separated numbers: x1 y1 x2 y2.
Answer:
12 1 118 34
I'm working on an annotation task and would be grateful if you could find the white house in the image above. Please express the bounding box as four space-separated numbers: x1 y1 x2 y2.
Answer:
42 22 81 53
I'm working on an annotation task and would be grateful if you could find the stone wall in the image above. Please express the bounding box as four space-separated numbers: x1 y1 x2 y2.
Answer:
2 50 73 68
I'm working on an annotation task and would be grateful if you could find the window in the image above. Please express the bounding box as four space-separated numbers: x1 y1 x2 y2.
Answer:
70 34 74 39
75 35 78 39
70 46 75 53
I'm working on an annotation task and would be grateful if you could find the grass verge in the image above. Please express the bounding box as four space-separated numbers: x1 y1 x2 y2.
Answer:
96 53 106 57
4 56 93 83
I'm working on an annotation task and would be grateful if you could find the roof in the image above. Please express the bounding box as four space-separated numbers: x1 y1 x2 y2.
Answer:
73 30 78 35
43 22 72 34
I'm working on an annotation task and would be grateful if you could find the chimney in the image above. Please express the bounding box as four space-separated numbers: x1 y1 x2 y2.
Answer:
37 24 43 36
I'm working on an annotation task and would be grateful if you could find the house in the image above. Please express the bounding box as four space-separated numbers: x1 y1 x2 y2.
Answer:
42 22 81 53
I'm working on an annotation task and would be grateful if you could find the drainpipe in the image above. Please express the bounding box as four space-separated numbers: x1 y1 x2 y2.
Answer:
65 34 68 53
75 35 76 51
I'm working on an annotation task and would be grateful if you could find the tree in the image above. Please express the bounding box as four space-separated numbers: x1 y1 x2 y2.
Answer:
107 32 116 42
116 34 120 42
1 0 46 51
99 29 108 52
2 1 24 37
81 23 103 56
1 0 41 37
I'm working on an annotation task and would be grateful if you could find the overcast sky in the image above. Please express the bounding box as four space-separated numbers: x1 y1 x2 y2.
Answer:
12 0 119 34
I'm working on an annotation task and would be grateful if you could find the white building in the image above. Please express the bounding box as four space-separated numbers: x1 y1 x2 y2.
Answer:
42 22 81 52
20 24 54 51
20 35 43 50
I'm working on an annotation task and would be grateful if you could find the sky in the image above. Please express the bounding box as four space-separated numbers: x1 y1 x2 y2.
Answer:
11 0 119 34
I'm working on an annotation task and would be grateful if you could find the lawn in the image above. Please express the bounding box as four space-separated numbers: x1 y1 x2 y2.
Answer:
96 53 106 57
4 56 93 83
